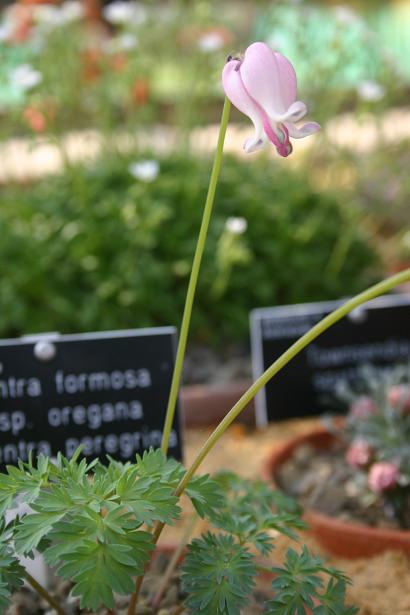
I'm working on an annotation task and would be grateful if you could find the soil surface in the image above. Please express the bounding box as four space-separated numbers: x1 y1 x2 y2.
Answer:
276 441 410 529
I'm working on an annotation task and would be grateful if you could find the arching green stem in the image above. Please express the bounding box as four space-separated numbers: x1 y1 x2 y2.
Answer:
175 269 410 496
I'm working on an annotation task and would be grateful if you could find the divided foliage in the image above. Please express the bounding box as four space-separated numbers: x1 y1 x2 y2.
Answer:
0 450 357 614
0 448 222 611
0 151 378 343
181 473 358 615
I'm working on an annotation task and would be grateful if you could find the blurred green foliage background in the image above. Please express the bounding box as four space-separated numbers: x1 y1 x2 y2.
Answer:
0 0 408 344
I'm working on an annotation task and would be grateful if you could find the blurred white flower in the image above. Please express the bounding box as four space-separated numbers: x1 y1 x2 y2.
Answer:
129 160 159 182
225 217 248 235
333 5 362 25
0 22 13 43
107 32 138 53
32 5 60 25
103 2 146 26
60 1 84 22
117 32 138 50
9 64 42 90
198 32 225 53
33 2 83 26
357 80 385 102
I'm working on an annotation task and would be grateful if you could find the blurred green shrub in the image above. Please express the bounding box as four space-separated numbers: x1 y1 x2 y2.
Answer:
0 152 379 343
351 139 410 267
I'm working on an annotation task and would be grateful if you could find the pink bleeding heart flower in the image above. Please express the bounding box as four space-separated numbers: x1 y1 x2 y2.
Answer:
349 396 377 420
387 385 410 413
222 42 320 157
345 439 373 469
368 461 400 494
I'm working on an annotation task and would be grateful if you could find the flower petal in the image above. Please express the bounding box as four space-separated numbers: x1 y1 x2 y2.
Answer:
273 100 307 123
222 59 264 153
274 52 297 109
243 134 267 153
240 42 286 116
285 121 321 139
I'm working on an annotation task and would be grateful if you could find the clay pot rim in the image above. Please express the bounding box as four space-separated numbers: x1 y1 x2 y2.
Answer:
262 428 410 544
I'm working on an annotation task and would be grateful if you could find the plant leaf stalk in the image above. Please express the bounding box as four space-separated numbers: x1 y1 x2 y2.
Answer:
151 514 197 609
24 571 68 615
161 97 231 455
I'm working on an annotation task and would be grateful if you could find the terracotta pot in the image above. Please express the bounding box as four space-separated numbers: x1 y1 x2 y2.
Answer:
181 379 254 427
262 429 410 559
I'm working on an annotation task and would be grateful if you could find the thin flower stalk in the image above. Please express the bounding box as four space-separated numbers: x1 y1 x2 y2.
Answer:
161 97 231 455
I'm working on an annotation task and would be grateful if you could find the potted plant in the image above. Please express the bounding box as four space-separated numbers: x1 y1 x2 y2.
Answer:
263 365 410 558
0 450 359 614
2 40 410 612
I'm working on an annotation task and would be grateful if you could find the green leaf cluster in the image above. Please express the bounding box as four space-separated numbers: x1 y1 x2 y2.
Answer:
210 472 305 555
0 523 24 612
266 547 358 615
0 449 358 614
182 533 257 615
0 448 224 611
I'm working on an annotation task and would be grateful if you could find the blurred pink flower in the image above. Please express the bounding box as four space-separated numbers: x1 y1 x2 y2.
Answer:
345 440 372 469
222 42 320 157
387 385 410 412
23 106 46 133
368 462 400 493
349 396 376 420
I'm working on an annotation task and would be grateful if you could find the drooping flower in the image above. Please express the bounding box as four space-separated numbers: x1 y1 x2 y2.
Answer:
345 439 373 469
368 461 400 493
222 42 320 157
349 395 376 420
387 385 410 413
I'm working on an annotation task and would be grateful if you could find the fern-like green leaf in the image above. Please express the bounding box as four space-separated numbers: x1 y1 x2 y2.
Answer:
135 448 185 486
0 527 24 613
116 468 181 525
210 473 304 554
181 533 256 615
52 506 154 610
266 547 356 615
0 455 54 516
313 579 359 615
14 509 65 555
185 474 224 518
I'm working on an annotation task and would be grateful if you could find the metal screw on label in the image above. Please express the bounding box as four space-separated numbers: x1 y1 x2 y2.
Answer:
34 340 57 361
348 307 367 324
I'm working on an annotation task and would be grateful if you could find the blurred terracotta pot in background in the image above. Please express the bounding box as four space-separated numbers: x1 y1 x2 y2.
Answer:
262 429 410 559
